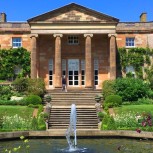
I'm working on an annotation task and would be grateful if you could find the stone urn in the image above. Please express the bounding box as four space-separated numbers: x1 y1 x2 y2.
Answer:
95 95 102 103
45 95 52 103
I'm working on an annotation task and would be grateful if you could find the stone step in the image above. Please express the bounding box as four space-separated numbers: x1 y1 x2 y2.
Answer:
47 90 100 130
48 107 98 130
47 90 102 93
48 126 98 129
52 97 95 99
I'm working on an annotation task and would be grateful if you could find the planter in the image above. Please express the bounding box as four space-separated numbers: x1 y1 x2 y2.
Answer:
95 95 102 103
45 95 52 103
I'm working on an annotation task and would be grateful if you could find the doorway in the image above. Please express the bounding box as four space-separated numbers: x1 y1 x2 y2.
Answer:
68 59 79 86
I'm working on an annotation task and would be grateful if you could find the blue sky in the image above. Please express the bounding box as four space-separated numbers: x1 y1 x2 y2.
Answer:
0 0 153 22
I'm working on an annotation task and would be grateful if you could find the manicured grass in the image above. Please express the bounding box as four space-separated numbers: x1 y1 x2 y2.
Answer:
114 104 153 115
0 105 34 119
0 80 5 83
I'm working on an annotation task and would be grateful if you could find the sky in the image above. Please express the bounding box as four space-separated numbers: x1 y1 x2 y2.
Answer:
0 0 153 22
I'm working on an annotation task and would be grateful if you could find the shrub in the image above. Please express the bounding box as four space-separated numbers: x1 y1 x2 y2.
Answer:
31 117 38 130
102 80 116 99
27 78 45 97
137 98 153 105
12 77 29 92
23 95 42 105
104 95 122 108
37 105 46 130
98 111 106 121
101 114 116 130
28 104 40 108
0 86 12 100
114 78 150 101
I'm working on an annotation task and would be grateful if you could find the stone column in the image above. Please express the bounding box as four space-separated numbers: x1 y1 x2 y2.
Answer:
84 34 93 88
53 34 63 88
109 34 117 79
30 34 38 79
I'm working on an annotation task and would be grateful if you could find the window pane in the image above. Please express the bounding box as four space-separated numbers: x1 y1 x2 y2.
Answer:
49 76 52 80
49 81 52 85
82 81 84 85
74 81 78 85
69 71 73 75
95 81 98 85
74 76 78 80
81 70 84 75
95 70 98 75
62 71 66 75
69 81 73 85
95 76 98 80
69 76 73 80
82 76 84 80
74 71 78 75
49 71 52 75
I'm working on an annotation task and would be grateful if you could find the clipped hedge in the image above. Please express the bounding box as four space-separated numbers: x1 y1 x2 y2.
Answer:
104 95 122 108
23 95 42 105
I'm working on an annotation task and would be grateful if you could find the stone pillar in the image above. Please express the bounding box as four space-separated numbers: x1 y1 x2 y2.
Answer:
53 34 63 88
109 34 117 80
30 34 38 79
84 34 93 88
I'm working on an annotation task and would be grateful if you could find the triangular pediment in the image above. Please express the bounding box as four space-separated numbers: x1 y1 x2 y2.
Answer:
28 3 119 23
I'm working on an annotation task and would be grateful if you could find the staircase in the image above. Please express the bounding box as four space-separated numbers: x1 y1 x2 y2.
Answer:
46 90 102 130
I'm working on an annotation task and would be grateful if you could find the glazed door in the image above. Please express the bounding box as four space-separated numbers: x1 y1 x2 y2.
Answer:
68 59 79 86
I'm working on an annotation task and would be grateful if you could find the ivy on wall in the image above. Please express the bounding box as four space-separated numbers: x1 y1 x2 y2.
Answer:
118 47 153 79
0 47 30 80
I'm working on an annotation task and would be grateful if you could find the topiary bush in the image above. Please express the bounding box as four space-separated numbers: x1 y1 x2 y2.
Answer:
104 94 122 108
102 80 116 99
23 95 42 105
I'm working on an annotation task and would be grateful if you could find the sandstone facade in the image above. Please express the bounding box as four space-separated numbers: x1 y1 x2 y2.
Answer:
0 3 153 89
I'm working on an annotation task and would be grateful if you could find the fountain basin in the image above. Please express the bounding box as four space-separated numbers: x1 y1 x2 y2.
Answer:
1 130 153 140
0 137 153 153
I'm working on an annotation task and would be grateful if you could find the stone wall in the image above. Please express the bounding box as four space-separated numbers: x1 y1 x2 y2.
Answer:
0 34 31 50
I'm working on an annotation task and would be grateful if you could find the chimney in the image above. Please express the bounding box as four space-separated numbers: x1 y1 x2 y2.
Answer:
0 13 7 22
140 13 147 22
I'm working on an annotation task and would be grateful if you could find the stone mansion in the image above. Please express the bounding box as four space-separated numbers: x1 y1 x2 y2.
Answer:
0 3 153 89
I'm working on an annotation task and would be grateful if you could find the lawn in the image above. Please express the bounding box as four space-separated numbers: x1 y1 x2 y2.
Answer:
114 104 153 115
0 105 34 119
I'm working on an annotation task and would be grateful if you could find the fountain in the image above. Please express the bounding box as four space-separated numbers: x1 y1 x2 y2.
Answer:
1 105 153 152
65 104 77 151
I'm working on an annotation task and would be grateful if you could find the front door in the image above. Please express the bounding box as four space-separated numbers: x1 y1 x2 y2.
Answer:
68 59 79 86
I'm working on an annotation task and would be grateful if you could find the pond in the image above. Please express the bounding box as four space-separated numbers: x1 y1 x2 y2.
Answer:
0 137 153 153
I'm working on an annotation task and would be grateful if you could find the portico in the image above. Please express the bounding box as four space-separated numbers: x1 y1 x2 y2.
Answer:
28 3 119 89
